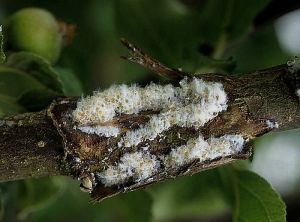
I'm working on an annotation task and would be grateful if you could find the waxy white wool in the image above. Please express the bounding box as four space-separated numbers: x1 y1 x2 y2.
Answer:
73 83 179 125
266 120 279 129
287 56 300 73
163 134 245 168
119 97 227 147
297 89 300 101
98 134 244 187
78 126 120 137
73 78 227 140
73 78 227 144
118 79 227 147
97 151 160 187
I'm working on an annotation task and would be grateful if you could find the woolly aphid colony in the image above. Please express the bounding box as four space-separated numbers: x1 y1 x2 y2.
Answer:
73 77 245 187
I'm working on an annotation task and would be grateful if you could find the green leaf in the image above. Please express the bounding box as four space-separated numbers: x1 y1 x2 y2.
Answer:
194 0 271 60
103 190 153 222
149 170 227 221
0 26 5 63
6 52 63 93
224 26 289 73
54 67 83 96
226 0 270 40
18 88 59 111
192 55 236 73
114 0 270 73
0 179 64 221
17 177 64 220
218 167 286 222
0 52 68 113
202 0 271 41
0 65 59 114
0 66 46 116
0 66 47 98
114 0 200 68
0 95 24 117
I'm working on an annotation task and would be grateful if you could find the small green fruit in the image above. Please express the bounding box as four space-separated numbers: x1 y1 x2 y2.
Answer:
5 8 62 63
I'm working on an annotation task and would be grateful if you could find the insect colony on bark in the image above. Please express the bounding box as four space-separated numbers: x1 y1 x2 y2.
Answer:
50 39 297 199
72 77 245 189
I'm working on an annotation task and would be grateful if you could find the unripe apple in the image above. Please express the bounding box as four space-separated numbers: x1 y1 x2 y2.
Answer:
5 8 62 63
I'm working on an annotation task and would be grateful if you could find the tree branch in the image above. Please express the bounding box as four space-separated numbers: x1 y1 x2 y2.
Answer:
0 111 67 182
0 41 299 201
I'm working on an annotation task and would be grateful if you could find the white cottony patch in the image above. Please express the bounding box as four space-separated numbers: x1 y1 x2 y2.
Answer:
119 78 227 147
78 126 120 137
98 134 244 187
287 56 300 73
119 95 227 147
297 89 300 101
163 135 245 168
97 151 160 187
74 78 227 125
73 77 227 146
73 83 180 124
266 120 279 129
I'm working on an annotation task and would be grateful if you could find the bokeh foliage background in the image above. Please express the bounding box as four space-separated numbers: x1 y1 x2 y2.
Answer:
0 0 300 221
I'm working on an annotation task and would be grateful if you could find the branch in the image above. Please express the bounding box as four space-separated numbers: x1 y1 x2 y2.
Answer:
0 111 67 182
0 41 299 202
120 38 191 79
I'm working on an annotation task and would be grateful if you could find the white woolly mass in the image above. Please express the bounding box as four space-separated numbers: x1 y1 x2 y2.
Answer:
74 78 227 144
297 89 300 101
287 56 300 73
119 101 227 147
73 83 180 124
78 126 120 137
163 134 245 168
98 134 245 187
119 78 227 147
266 120 279 129
97 151 160 187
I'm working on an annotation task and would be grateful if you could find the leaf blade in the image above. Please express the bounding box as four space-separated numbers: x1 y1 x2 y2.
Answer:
54 67 83 96
0 94 24 117
219 167 286 222
6 52 63 93
0 66 47 98
236 170 286 222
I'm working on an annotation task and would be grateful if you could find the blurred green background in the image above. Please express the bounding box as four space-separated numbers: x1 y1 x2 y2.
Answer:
0 0 300 221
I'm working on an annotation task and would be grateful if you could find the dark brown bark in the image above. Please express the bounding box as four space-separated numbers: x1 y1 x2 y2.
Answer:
0 111 67 182
0 41 299 201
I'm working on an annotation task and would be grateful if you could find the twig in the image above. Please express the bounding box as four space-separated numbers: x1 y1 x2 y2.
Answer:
120 38 191 79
